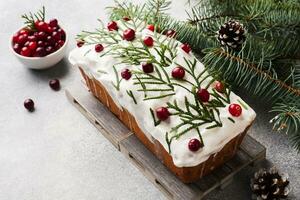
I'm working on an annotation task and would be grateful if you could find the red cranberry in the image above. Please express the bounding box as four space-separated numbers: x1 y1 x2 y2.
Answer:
12 32 20 43
214 81 225 93
142 62 154 73
46 36 56 45
165 29 176 37
197 88 210 102
49 79 60 91
24 41 30 47
52 26 58 31
47 26 53 33
18 34 28 45
188 138 203 152
19 29 29 35
36 31 47 40
181 43 191 54
37 40 45 47
123 16 130 21
24 99 34 111
123 28 135 41
171 66 185 79
20 47 31 57
52 31 61 41
28 35 37 41
28 41 37 51
35 21 49 32
229 103 242 117
34 47 47 57
57 29 65 40
95 44 104 52
107 21 118 31
121 69 132 80
77 41 84 47
143 36 154 47
147 24 155 32
46 46 54 54
156 107 170 121
49 18 58 27
13 43 21 53
56 40 65 48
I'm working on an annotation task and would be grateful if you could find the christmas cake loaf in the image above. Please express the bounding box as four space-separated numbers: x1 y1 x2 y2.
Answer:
69 19 256 183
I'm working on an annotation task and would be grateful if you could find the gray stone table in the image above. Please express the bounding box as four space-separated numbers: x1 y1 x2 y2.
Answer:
0 0 299 199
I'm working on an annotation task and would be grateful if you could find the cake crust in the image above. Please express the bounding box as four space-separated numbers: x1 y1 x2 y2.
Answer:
79 67 252 183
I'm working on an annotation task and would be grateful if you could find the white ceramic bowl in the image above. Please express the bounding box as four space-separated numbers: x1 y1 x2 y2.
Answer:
11 27 68 70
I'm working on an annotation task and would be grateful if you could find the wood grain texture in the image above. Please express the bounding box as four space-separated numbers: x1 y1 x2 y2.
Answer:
65 82 266 200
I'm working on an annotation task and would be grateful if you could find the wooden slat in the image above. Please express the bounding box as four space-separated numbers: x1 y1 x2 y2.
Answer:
240 134 266 163
65 82 266 200
65 82 132 149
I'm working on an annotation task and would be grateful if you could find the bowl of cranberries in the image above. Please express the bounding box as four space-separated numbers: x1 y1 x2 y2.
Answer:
11 7 67 69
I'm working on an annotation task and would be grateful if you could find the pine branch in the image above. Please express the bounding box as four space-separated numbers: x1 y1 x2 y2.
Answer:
203 47 300 100
270 98 300 151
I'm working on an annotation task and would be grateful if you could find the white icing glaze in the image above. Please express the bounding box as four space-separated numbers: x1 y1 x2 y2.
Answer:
69 20 256 167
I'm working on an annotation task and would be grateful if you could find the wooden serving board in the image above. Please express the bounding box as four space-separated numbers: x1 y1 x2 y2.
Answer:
65 82 266 200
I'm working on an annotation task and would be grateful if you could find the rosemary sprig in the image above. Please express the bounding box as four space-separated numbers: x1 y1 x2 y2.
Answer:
126 90 137 104
21 6 46 30
112 65 122 91
150 108 161 126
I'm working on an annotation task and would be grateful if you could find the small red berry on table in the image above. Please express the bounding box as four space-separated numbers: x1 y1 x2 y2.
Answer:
123 28 135 41
197 88 210 102
49 79 60 91
181 43 191 54
229 103 242 117
95 44 104 52
143 36 154 47
142 62 154 73
172 66 185 79
156 107 170 121
188 138 203 152
107 21 118 31
24 99 34 111
121 69 132 80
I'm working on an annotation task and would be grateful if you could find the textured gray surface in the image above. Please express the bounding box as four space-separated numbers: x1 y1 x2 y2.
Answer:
0 0 299 200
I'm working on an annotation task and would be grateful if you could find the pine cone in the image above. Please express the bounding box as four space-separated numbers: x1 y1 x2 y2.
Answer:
251 167 290 200
218 20 246 50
